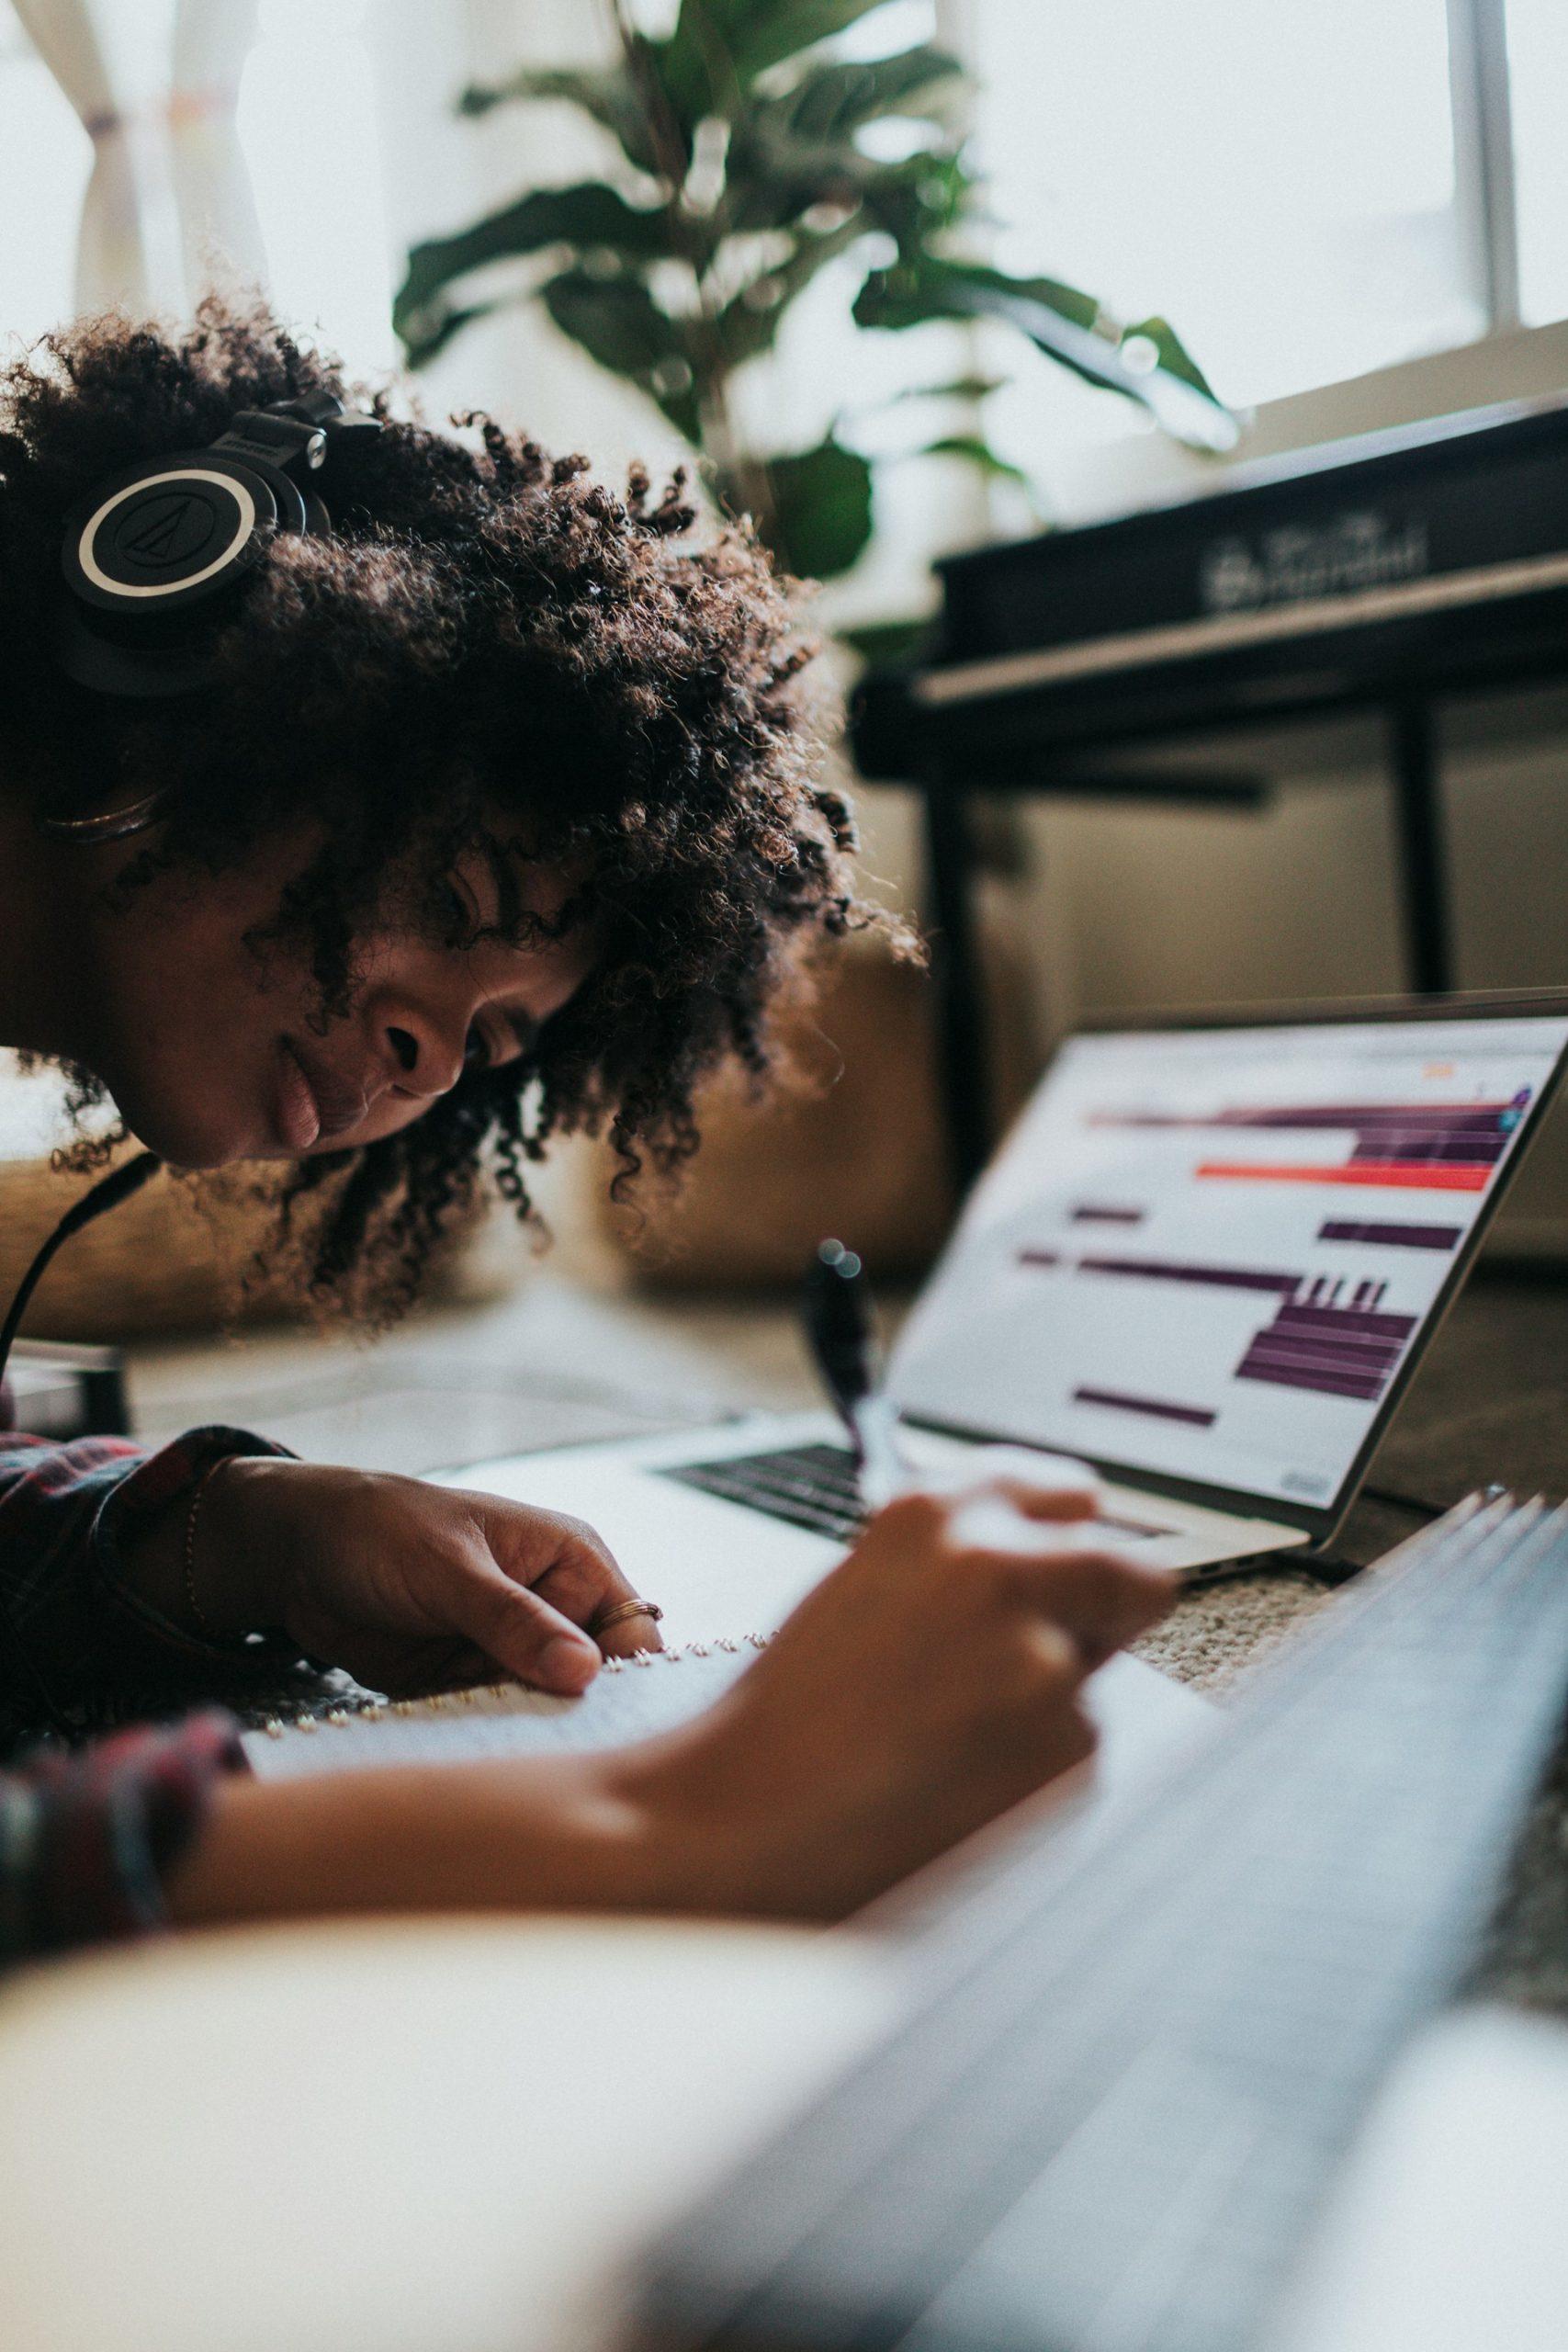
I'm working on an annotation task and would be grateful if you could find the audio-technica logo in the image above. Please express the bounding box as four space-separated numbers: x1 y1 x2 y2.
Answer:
110 490 219 571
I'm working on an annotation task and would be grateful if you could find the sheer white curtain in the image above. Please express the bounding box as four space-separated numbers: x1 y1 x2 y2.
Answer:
11 0 264 320
170 0 266 302
10 0 155 315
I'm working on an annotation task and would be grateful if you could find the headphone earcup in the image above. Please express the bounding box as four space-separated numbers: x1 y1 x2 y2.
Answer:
52 601 229 698
56 448 321 696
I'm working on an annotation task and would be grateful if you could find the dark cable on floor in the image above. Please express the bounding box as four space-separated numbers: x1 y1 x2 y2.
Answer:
1362 1481 1448 1519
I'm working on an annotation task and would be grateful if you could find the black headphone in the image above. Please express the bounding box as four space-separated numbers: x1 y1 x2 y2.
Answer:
56 390 381 699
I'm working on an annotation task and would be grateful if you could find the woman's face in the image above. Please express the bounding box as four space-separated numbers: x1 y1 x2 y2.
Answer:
68 826 596 1170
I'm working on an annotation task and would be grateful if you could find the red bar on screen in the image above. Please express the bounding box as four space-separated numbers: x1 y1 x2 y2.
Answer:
1195 1161 1492 1193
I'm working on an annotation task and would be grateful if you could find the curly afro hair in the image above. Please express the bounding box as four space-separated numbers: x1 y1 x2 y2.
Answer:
0 300 897 1319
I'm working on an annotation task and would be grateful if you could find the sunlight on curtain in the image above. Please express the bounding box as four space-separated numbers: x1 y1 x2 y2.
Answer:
0 0 389 368
8 0 178 320
0 6 92 347
171 0 267 303
238 0 391 370
7 0 270 319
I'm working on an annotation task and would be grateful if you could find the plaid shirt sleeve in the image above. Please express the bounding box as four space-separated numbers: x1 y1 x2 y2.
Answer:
0 1425 300 1728
0 1425 299 1962
0 1711 243 1960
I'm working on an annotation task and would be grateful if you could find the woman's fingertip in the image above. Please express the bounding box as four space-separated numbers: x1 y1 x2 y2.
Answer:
537 1634 598 1691
1009 1486 1100 1520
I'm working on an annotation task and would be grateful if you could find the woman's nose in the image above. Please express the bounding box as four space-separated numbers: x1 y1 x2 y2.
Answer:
382 1012 465 1099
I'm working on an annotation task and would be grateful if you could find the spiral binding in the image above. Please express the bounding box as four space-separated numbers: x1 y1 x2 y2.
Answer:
257 1630 774 1739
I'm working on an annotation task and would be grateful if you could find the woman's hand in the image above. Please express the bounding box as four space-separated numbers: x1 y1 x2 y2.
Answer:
610 1472 1176 1919
167 1469 1176 1936
144 1458 660 1693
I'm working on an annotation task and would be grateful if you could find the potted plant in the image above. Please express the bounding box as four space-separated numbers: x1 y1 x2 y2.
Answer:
393 5 1232 1283
394 0 1230 638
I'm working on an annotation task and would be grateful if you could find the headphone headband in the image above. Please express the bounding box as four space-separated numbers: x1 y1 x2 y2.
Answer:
55 391 381 698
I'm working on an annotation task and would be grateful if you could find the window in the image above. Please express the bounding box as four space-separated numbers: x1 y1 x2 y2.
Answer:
975 0 1475 416
1507 0 1568 326
968 0 1568 483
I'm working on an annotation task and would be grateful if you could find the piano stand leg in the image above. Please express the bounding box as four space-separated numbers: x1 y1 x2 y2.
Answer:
920 779 994 1198
1388 698 1455 994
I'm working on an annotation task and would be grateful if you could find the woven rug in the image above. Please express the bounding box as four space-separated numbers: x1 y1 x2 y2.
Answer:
1134 1566 1331 1691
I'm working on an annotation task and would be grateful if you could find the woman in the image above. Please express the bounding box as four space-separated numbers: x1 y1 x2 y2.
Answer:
0 303 1170 1958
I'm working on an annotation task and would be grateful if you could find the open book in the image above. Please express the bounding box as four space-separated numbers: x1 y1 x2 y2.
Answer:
242 1634 1213 1798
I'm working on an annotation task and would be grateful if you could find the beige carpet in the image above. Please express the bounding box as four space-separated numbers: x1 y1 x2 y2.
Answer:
1133 1566 1331 1691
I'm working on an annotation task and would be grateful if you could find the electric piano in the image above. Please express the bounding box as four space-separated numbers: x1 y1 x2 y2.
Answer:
852 393 1568 1186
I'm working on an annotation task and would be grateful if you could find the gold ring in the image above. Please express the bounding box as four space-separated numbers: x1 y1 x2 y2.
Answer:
590 1597 664 1637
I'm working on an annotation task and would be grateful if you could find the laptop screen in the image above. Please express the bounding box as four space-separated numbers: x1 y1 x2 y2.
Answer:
889 1009 1568 1515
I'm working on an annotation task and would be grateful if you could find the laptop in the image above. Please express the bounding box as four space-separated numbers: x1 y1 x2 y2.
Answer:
434 993 1568 1644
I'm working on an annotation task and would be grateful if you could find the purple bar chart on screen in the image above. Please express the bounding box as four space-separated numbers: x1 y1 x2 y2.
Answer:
1318 1218 1462 1250
1235 1297 1417 1403
1052 1251 1418 1407
1091 1091 1529 1193
889 1014 1568 1511
1069 1255 1299 1295
1071 1386 1218 1427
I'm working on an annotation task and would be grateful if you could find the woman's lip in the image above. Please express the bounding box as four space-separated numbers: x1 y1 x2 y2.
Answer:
277 1037 371 1148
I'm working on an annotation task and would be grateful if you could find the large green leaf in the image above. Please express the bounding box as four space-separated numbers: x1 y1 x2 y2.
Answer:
856 255 1100 337
711 209 869 368
759 436 874 578
887 372 1009 404
458 62 670 177
539 267 703 441
539 266 682 375
676 0 896 87
773 44 964 142
856 147 972 249
854 254 1235 448
724 46 961 229
395 183 677 360
397 300 498 373
727 125 951 236
917 433 1036 493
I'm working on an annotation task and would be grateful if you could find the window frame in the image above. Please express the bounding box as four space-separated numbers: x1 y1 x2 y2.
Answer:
1448 0 1520 334
955 0 1562 522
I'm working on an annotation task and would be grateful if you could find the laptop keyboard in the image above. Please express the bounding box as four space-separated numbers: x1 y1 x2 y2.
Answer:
661 1442 866 1541
660 1440 1175 1544
635 1498 1568 2352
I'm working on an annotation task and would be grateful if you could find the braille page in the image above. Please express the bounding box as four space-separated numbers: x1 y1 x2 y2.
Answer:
241 1643 1213 1808
242 1638 766 1781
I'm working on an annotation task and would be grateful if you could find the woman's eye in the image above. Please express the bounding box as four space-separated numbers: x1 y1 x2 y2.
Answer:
445 880 478 938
